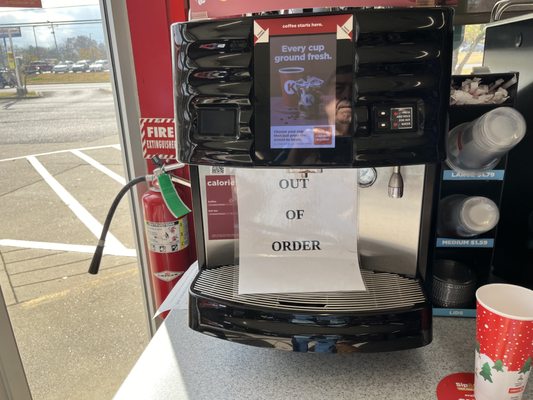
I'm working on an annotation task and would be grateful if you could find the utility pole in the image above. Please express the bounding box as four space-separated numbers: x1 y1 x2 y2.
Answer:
48 21 59 59
7 29 24 96
32 25 38 58
2 37 7 67
89 33 95 61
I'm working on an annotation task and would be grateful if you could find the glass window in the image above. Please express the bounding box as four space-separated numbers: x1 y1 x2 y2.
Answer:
453 24 486 74
0 3 149 400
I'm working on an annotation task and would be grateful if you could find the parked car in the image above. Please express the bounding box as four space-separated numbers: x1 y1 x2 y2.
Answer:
0 70 17 88
71 60 91 72
52 61 74 73
89 59 110 72
24 61 54 75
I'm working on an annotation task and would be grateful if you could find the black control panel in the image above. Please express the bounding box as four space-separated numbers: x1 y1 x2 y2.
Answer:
373 105 416 133
172 8 453 167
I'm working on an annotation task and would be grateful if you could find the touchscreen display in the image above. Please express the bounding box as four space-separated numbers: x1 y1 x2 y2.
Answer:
269 34 337 149
253 14 354 166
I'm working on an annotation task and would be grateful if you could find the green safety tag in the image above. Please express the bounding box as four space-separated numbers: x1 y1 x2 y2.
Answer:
157 173 191 219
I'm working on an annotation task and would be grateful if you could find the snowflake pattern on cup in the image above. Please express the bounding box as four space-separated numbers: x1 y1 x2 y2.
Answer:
475 301 532 399
477 302 533 372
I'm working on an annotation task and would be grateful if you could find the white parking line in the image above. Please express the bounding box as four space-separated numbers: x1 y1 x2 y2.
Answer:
0 239 136 257
0 144 119 163
26 156 127 251
71 149 126 185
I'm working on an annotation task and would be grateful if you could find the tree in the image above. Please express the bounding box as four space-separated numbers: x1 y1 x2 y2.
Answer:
60 35 106 61
492 360 504 372
14 45 56 65
462 24 485 46
454 24 486 74
480 362 493 383
520 358 532 375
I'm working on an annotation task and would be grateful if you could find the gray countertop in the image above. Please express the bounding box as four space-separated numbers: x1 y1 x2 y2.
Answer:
113 311 533 400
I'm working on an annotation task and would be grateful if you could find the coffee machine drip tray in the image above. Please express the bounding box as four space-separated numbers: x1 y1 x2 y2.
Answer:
189 265 432 353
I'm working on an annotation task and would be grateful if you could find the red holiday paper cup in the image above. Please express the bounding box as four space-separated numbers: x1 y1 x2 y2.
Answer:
475 284 533 400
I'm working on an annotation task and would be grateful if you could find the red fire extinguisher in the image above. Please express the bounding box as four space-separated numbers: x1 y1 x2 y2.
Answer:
142 179 191 318
88 165 194 319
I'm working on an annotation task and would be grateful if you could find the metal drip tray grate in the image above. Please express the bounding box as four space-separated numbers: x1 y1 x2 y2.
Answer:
192 265 427 313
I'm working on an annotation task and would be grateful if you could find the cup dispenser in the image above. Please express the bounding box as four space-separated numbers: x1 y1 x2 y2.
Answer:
432 73 526 317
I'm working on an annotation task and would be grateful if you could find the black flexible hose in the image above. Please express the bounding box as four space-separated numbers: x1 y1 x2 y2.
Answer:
88 175 147 275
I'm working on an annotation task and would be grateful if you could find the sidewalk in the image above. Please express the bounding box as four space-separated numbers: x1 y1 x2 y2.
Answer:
0 246 149 400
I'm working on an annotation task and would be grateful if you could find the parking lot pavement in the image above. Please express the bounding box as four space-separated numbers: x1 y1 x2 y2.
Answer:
0 144 151 399
0 84 117 159
5 253 148 400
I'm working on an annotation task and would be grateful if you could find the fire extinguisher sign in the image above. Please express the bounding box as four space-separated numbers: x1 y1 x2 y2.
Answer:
145 219 189 253
140 118 176 159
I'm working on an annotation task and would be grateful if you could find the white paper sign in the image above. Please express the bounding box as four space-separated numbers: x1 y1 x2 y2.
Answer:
153 261 198 318
236 169 366 294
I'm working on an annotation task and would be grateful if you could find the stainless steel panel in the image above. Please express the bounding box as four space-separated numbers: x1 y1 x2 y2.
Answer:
198 165 425 276
358 165 425 277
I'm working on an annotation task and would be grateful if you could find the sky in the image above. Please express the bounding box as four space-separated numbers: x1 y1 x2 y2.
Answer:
0 0 104 49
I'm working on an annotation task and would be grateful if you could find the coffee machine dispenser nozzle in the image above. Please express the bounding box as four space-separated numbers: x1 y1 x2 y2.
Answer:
388 166 404 199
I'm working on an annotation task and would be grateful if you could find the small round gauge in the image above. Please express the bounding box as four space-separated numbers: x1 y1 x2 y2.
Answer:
358 167 377 188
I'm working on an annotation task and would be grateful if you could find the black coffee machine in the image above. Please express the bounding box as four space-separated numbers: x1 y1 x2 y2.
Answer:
171 8 453 352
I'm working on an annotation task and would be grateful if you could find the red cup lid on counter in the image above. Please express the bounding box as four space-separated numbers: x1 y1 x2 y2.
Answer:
436 372 475 399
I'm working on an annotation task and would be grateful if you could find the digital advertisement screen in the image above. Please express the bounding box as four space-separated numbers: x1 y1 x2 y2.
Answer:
253 14 354 165
269 34 337 149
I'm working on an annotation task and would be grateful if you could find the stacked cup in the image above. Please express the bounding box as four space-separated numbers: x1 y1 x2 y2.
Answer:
446 107 526 173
